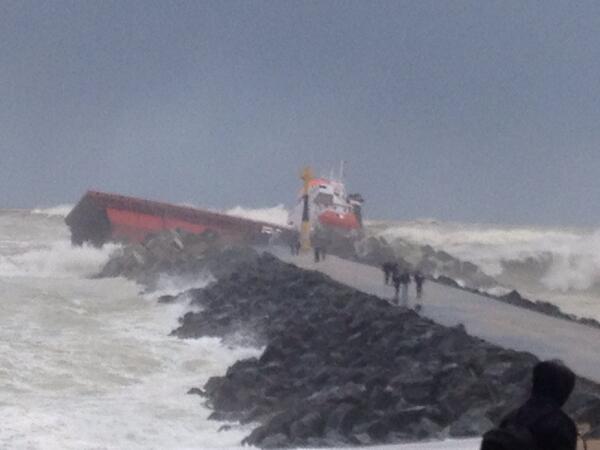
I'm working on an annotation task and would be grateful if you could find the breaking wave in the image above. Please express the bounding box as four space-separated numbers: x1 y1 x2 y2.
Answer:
225 204 290 227
31 204 74 217
151 273 216 298
0 240 119 278
372 220 600 294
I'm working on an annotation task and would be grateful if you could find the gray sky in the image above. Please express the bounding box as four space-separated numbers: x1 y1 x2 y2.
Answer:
2 0 600 225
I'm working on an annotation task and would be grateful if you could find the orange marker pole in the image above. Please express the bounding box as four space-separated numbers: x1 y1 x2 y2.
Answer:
300 167 313 251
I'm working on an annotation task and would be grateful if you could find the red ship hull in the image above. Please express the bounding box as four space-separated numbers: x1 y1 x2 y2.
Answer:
317 210 360 231
66 191 293 247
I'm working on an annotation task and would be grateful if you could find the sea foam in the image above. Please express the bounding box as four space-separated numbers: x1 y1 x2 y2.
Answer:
31 204 74 217
0 240 119 279
225 204 290 227
373 220 600 293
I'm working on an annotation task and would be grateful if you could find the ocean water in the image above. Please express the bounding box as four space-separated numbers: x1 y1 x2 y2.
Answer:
0 208 259 449
225 204 290 227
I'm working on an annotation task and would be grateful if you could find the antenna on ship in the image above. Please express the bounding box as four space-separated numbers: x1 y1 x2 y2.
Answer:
339 160 346 182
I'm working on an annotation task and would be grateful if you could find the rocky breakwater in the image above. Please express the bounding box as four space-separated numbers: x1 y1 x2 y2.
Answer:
171 253 600 448
97 229 257 289
492 289 600 329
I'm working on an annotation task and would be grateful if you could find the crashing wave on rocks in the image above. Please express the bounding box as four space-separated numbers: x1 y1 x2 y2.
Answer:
225 204 290 228
367 220 600 322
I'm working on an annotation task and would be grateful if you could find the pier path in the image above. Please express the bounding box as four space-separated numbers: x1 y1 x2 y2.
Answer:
274 250 600 384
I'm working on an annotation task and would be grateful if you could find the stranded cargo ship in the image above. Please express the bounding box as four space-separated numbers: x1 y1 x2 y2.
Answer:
66 167 364 247
65 191 294 247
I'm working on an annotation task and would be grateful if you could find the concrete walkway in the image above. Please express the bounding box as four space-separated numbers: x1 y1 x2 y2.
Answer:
274 250 600 383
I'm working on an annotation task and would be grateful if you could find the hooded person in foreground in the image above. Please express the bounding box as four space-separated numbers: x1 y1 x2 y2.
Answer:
481 360 577 450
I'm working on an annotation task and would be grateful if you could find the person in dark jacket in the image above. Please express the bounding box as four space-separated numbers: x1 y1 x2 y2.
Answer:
414 271 425 299
314 246 321 262
413 271 425 312
290 237 300 255
382 261 399 285
391 271 401 304
382 262 392 285
483 360 577 450
400 270 411 305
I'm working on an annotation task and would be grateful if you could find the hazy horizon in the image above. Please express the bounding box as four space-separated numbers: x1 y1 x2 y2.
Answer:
3 1 600 226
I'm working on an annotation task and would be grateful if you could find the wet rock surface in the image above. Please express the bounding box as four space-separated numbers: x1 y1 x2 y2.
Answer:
172 253 600 448
494 289 600 329
97 229 259 289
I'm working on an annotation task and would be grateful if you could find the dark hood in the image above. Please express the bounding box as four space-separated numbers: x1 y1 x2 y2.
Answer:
531 360 575 406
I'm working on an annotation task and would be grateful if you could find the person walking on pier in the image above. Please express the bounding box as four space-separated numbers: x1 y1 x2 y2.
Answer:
414 271 425 299
390 261 398 280
382 262 392 285
481 360 577 450
314 246 321 263
385 261 399 284
290 239 298 255
391 271 401 305
400 270 411 305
